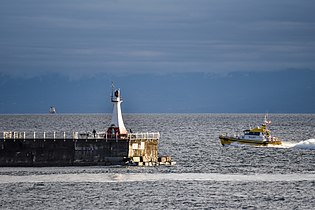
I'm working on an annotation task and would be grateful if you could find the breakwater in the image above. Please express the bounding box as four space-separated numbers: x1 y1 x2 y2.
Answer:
0 131 172 166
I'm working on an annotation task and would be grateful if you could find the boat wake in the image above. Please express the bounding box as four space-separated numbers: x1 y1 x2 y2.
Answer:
0 173 314 184
292 138 315 150
267 139 315 150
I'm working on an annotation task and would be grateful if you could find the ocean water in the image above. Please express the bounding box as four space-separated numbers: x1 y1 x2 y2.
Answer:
0 114 314 209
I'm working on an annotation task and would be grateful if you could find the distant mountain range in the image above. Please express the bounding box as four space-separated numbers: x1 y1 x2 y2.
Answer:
0 69 314 113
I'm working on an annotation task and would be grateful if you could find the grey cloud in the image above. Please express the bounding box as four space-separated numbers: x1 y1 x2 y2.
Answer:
0 0 315 78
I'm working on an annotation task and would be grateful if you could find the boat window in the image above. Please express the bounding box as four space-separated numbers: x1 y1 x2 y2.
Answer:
245 132 260 136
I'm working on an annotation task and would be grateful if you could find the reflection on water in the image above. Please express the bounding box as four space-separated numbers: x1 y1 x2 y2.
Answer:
0 173 314 183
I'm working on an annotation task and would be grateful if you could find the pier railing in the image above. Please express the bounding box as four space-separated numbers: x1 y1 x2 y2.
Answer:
1 131 160 141
128 132 160 140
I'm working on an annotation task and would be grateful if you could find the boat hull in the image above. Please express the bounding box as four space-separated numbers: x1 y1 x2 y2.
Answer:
219 135 282 146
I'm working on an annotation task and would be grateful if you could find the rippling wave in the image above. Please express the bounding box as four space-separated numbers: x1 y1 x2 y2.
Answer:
0 114 314 209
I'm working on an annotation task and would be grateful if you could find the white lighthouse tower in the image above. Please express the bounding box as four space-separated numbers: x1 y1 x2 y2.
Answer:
107 84 128 137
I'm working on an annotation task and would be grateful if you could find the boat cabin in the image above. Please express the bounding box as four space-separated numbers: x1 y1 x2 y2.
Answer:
243 130 261 136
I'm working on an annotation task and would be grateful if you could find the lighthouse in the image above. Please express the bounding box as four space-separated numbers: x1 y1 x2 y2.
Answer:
0 84 175 167
107 85 128 137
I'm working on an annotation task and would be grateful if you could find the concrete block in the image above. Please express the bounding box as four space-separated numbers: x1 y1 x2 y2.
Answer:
133 156 140 162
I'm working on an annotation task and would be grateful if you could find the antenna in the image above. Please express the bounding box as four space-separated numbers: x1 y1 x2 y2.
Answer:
111 82 115 97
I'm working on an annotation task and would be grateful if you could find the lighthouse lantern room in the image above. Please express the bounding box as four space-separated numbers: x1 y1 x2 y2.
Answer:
107 85 128 138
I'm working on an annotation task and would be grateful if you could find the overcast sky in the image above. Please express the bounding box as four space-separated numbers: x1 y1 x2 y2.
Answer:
1 0 315 78
0 1 315 113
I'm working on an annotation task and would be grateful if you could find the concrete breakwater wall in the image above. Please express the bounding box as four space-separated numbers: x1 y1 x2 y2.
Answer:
0 138 130 166
0 132 164 166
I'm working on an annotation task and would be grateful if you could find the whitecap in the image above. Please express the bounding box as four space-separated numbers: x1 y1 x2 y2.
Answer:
292 139 315 150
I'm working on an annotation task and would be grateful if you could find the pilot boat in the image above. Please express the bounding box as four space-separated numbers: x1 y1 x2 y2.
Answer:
219 116 282 146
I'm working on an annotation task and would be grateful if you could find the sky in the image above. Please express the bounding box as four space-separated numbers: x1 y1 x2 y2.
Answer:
0 0 315 113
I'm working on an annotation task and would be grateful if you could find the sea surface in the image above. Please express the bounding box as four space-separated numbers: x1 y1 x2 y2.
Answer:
0 114 314 209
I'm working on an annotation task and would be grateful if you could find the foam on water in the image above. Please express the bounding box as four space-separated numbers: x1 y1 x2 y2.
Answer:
0 173 314 184
292 139 315 150
266 139 315 150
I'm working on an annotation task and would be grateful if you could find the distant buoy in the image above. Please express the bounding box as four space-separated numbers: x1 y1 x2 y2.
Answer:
49 106 56 114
